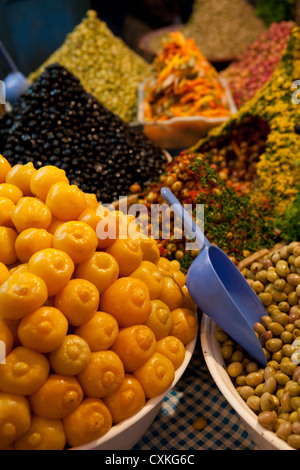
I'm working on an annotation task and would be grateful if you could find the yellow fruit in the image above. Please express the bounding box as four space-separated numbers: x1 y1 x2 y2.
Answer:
103 374 145 424
77 350 124 398
54 278 99 326
14 415 66 450
130 260 163 299
106 238 143 277
155 336 186 369
46 182 86 221
30 165 69 202
83 193 99 210
170 308 198 345
0 393 31 449
0 183 23 204
0 262 9 286
158 276 184 311
0 197 15 227
28 248 74 297
133 352 175 399
145 299 172 340
0 155 12 184
29 374 84 419
76 252 119 294
0 272 48 320
53 220 98 264
0 346 50 395
47 219 65 235
11 197 52 233
9 263 28 276
182 285 197 312
6 163 36 196
0 227 18 265
100 277 151 328
17 306 68 353
15 228 53 263
137 237 160 264
49 335 91 376
63 398 112 447
75 311 119 352
112 325 156 372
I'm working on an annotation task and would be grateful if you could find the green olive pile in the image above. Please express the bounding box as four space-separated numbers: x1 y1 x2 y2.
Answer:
215 241 300 449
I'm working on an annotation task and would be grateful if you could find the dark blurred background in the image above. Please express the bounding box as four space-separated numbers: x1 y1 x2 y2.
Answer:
0 0 298 80
0 0 194 80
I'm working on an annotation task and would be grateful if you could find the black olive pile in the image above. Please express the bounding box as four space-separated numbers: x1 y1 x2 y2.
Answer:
0 64 167 203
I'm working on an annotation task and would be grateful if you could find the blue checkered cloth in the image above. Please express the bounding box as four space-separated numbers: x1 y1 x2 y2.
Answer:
134 334 258 450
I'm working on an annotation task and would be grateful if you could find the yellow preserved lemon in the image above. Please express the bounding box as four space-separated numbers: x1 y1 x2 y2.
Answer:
14 415 66 450
29 374 84 419
6 162 36 197
63 398 112 447
30 165 69 202
0 272 48 320
0 346 50 395
28 248 74 297
53 221 98 264
0 392 31 449
54 278 99 327
49 335 91 376
11 197 52 233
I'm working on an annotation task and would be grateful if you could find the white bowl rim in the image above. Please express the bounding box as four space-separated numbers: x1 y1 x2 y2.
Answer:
200 314 294 451
71 332 197 450
136 77 238 126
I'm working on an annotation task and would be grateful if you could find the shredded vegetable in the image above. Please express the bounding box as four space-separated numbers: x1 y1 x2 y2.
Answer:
143 32 231 121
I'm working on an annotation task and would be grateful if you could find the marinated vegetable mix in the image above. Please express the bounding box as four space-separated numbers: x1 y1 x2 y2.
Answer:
0 156 198 450
143 32 231 121
216 242 300 449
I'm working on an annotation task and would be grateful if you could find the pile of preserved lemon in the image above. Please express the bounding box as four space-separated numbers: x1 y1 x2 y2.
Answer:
0 155 198 450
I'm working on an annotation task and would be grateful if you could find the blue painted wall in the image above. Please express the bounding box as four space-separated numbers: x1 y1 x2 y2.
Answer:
0 0 91 79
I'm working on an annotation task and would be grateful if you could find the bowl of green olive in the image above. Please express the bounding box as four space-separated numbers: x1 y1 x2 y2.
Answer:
201 242 300 450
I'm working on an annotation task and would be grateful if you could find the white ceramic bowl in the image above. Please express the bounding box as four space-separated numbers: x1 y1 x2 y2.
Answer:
71 334 197 450
200 314 295 451
135 77 237 149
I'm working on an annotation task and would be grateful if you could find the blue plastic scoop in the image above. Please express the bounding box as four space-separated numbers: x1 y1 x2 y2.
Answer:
161 187 267 365
0 42 29 105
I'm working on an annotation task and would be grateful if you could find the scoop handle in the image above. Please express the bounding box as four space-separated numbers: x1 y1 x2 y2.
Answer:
0 42 18 73
161 187 210 252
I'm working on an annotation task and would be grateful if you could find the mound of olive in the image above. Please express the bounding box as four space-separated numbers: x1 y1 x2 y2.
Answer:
215 241 300 449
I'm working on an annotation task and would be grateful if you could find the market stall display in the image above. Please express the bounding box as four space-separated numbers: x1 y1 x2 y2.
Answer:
221 21 295 108
136 27 300 273
143 0 266 62
0 157 198 450
0 64 167 204
27 10 151 123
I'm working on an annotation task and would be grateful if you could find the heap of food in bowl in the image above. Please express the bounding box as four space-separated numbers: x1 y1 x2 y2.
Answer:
214 241 300 450
142 32 231 122
0 156 198 450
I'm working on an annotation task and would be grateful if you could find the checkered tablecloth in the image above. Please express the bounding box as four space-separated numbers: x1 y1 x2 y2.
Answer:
134 333 258 451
